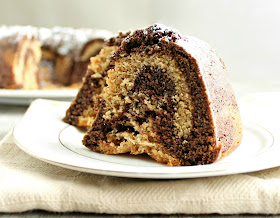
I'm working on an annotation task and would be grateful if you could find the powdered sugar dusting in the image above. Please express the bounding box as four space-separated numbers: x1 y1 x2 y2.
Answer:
0 25 38 44
0 25 112 59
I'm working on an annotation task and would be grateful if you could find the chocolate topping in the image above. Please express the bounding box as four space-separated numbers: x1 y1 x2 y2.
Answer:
105 31 131 47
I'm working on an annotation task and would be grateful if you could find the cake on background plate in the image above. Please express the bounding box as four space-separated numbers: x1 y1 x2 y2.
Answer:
0 25 111 90
0 26 41 89
65 24 242 166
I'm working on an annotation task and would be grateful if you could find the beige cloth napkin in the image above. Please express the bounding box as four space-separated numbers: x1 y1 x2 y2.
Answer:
1 93 280 215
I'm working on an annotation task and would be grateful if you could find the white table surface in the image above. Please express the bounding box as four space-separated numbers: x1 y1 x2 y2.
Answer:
0 104 27 140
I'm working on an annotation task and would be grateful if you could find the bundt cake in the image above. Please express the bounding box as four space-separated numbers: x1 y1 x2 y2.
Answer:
0 25 111 89
0 26 41 89
67 24 243 166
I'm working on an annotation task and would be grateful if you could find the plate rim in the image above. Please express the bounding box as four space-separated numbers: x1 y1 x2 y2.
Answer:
13 126 232 179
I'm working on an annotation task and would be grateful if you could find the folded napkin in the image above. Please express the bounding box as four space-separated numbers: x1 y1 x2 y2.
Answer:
1 93 280 215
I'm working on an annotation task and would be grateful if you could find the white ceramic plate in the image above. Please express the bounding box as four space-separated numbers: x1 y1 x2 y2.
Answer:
0 89 78 105
13 99 280 179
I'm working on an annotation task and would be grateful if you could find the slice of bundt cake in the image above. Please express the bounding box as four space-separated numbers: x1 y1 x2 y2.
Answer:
63 32 130 127
73 24 242 166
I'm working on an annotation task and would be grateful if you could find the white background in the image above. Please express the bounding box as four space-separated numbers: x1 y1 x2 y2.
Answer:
0 0 279 91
